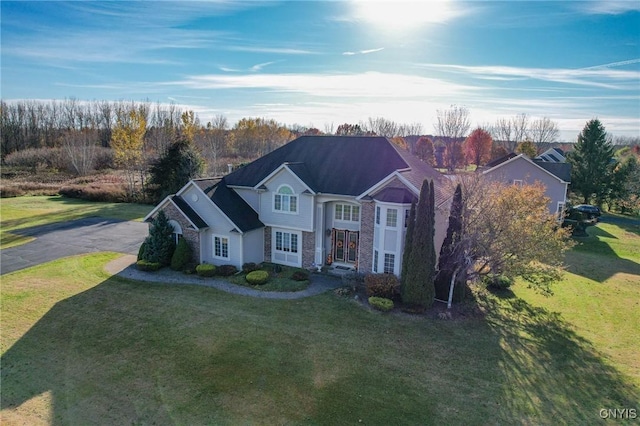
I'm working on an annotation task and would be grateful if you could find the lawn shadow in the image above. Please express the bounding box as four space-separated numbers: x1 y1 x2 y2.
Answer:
1 277 185 424
473 290 639 424
566 225 640 283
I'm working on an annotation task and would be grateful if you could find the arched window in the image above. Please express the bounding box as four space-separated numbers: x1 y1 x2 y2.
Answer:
169 220 182 245
273 185 297 213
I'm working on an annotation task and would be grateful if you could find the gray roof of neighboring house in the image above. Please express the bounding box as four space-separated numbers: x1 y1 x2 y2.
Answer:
532 160 572 183
224 135 450 204
171 195 208 229
193 178 264 233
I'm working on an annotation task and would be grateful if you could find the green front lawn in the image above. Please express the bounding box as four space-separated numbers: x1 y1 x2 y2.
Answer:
0 196 151 249
1 204 638 424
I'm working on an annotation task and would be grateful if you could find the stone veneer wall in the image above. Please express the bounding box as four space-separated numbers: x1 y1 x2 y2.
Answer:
263 226 272 262
358 200 375 273
155 203 201 264
301 231 315 269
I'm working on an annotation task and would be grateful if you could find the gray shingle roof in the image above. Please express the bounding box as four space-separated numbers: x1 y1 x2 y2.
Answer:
195 178 264 233
224 136 409 196
171 195 208 229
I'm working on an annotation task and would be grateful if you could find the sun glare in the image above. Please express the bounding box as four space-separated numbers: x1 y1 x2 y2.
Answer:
352 0 458 30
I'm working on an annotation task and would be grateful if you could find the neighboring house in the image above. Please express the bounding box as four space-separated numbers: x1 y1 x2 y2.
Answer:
535 147 566 163
481 153 571 217
144 136 451 276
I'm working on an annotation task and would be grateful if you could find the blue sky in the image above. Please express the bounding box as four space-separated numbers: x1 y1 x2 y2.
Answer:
1 0 639 140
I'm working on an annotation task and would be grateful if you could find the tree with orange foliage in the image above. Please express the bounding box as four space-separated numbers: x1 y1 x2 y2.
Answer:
390 136 408 150
415 136 435 165
463 128 493 167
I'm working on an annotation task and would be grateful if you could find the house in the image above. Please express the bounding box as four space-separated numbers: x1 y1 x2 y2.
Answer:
535 147 566 163
144 136 452 275
481 153 571 217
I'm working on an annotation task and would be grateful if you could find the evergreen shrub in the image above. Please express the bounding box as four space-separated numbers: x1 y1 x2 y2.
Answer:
368 297 394 312
242 262 260 273
196 264 216 277
136 260 161 272
170 238 192 271
246 270 269 285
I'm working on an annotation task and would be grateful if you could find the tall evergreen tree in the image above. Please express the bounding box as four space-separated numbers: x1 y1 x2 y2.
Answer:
143 210 176 266
401 201 416 280
401 179 436 309
435 184 463 301
567 119 615 205
148 137 205 203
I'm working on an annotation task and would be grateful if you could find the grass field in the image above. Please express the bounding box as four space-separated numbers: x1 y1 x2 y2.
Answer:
0 196 151 249
1 209 638 424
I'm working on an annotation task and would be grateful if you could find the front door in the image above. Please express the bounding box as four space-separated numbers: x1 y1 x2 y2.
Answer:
332 229 358 264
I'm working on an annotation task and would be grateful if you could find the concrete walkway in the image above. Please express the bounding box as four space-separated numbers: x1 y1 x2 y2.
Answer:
106 255 344 300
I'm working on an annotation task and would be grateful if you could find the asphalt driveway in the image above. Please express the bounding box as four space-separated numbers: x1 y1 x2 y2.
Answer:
1 217 148 275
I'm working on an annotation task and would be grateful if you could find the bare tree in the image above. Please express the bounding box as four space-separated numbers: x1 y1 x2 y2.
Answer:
512 113 530 146
530 117 559 153
62 129 99 176
434 105 471 171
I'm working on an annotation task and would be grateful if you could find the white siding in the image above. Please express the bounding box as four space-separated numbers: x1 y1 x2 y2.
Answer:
233 187 260 211
259 169 314 231
242 228 264 264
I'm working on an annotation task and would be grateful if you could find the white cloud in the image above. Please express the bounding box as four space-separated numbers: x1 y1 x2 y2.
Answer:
343 47 385 56
250 61 278 72
581 1 640 15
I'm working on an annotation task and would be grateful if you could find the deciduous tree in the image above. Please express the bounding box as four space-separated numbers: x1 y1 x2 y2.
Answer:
415 136 435 165
434 105 471 171
463 128 493 166
110 105 147 199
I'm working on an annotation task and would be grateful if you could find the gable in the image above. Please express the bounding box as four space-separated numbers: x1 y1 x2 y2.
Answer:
484 154 568 184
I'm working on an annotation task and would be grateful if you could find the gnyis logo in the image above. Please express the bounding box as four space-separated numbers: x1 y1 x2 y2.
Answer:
599 408 637 419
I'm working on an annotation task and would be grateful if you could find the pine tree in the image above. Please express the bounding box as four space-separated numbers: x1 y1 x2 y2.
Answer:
148 137 205 203
567 119 615 205
143 210 176 266
435 184 463 301
401 179 436 309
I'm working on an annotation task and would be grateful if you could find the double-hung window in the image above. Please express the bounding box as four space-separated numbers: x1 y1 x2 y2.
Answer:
275 231 298 253
274 185 297 213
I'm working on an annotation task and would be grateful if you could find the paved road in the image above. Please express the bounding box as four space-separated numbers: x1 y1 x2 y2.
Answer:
1 217 148 275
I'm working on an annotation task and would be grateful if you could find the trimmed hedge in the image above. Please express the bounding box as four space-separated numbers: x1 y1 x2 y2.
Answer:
196 264 216 277
242 262 260 273
136 260 161 272
368 296 394 312
246 270 270 285
217 264 238 277
365 273 400 299
291 270 309 281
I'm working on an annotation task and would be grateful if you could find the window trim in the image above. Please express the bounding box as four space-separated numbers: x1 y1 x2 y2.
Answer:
386 208 398 228
274 230 299 254
273 184 298 215
513 179 523 187
213 234 230 260
383 252 395 274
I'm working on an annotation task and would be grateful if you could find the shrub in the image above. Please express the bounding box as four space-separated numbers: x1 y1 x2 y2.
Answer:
142 211 175 266
242 262 260 273
196 264 216 277
365 273 400 299
136 260 161 272
483 274 513 290
291 270 309 281
368 296 394 312
0 186 26 198
217 264 238 277
246 270 269 285
59 183 127 203
170 238 192 271
137 242 147 261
